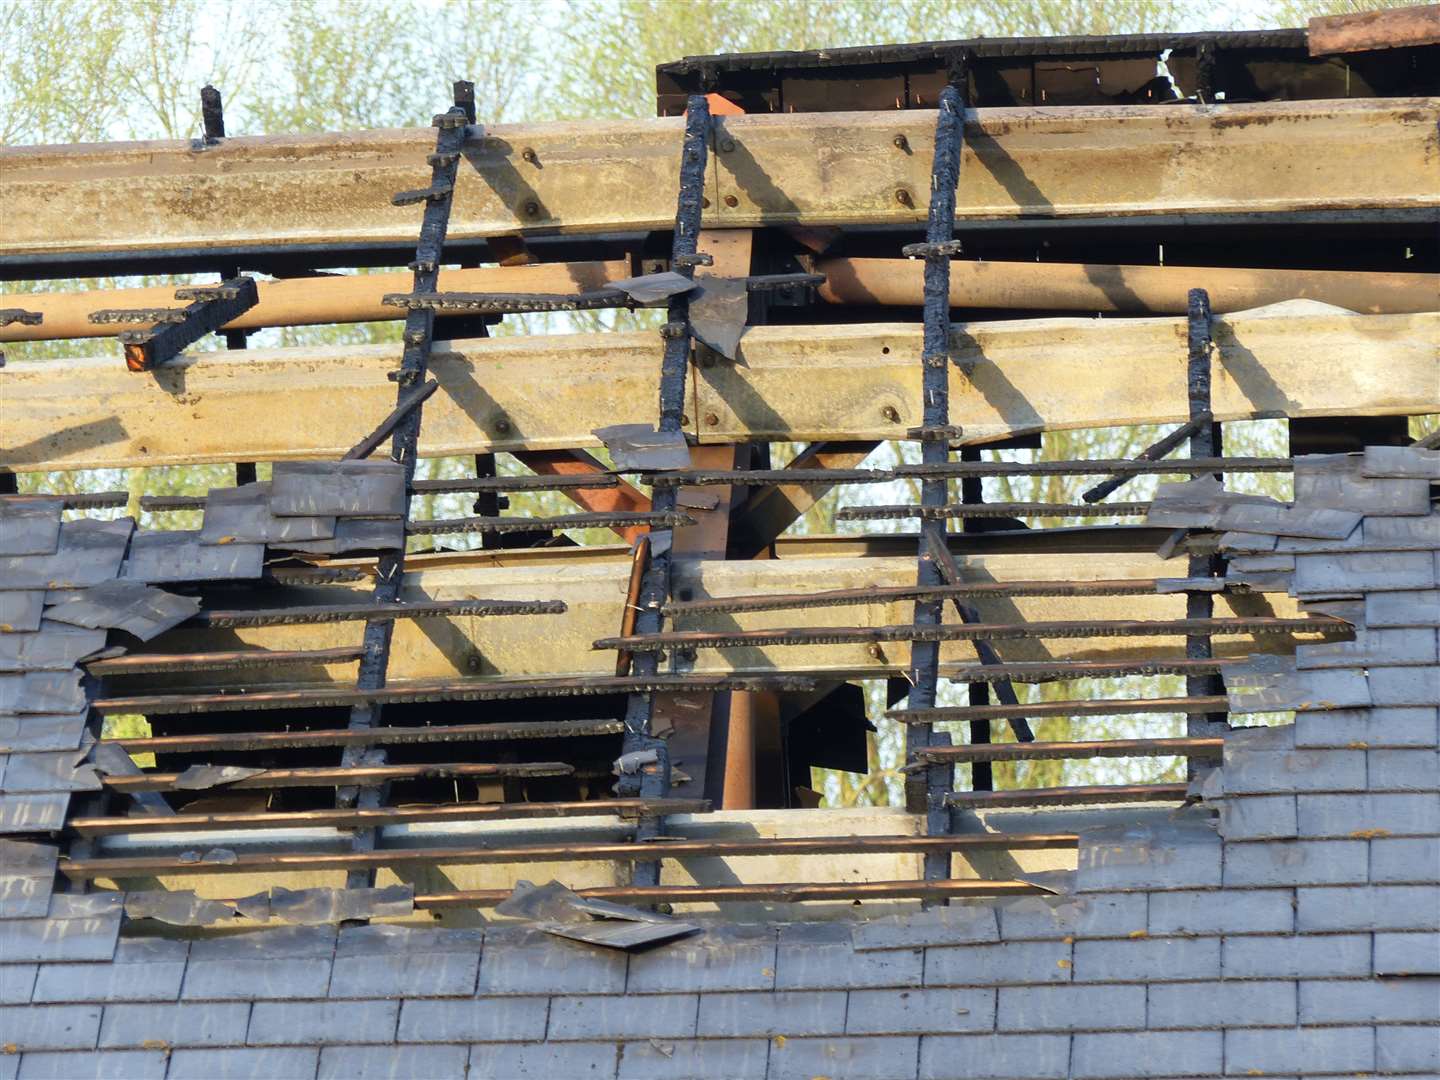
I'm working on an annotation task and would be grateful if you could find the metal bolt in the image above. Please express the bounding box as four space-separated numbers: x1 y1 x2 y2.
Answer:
494 417 511 434
521 146 538 165
704 412 720 427
466 653 483 672
720 138 736 153
882 405 901 423
523 200 540 217
723 194 738 208
892 134 909 151
867 643 884 660
894 188 914 207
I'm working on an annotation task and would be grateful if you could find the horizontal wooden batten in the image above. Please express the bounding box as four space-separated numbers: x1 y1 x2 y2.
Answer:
917 737 1223 764
4 99 1434 257
97 553 1310 685
61 832 1080 879
7 306 1436 472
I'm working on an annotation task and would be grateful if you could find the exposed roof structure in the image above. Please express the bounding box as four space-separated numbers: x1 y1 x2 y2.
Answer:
0 5 1437 1076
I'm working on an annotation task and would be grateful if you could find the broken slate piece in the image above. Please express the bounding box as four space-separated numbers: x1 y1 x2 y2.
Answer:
1223 655 1371 713
0 591 45 633
89 741 174 816
1 749 102 793
200 482 337 545
1362 445 1440 480
174 764 267 790
0 626 107 672
0 670 86 715
268 884 414 924
0 711 89 754
496 879 677 925
0 791 69 832
593 425 691 471
44 580 201 641
1144 476 1278 529
1213 502 1362 540
269 516 403 554
121 530 264 583
1294 453 1430 516
0 518 134 590
537 918 701 951
0 837 60 917
688 276 748 360
125 889 236 926
609 271 698 305
270 460 407 517
0 498 62 557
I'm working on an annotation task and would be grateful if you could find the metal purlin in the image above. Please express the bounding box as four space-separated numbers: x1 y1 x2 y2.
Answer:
336 85 473 890
617 93 712 890
906 61 967 886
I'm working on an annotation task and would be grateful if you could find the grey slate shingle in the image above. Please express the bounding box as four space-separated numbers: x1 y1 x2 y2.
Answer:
548 994 698 1041
775 923 921 990
852 904 999 951
1220 933 1370 979
0 964 37 1005
1294 706 1438 748
247 1000 398 1046
1376 1024 1440 1072
316 1044 468 1080
0 1004 101 1050
475 928 626 996
1296 792 1440 837
14 1050 168 1079
1369 747 1440 790
328 950 479 1000
0 915 120 964
1369 837 1440 883
626 926 775 993
1297 885 1440 932
394 997 547 1043
1148 889 1295 936
166 1047 322 1079
1070 1030 1222 1079
471 1041 620 1080
1373 932 1440 976
182 956 332 1001
917 1033 1070 1079
97 1001 249 1049
995 984 1144 1032
847 988 996 1035
1069 936 1219 983
698 990 846 1038
924 940 1071 987
1298 976 1440 1023
1216 794 1298 840
768 1036 919 1080
1148 979 1297 1028
617 1038 766 1080
1076 817 1221 892
1221 838 1368 887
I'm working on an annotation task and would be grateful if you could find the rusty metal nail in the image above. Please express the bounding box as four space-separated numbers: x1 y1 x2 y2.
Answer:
893 134 909 151
704 412 720 427
867 643 884 660
521 147 538 164
882 405 901 423
894 188 913 207
723 194 738 208
522 200 540 217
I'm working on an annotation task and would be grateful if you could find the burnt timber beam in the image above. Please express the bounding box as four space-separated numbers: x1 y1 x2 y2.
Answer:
0 261 628 342
3 100 1435 257
8 307 1435 473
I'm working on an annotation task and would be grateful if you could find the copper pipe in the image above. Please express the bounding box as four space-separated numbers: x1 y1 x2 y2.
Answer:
615 535 650 676
816 257 1440 315
69 797 712 837
62 832 1079 879
102 760 572 793
413 878 1046 908
918 736 1223 763
0 260 628 342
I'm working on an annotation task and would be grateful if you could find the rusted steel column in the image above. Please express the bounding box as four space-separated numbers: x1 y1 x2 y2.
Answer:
814 258 1440 315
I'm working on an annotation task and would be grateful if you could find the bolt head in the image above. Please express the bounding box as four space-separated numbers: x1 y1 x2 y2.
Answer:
704 412 720 426
523 200 540 216
723 194 738 208
882 405 901 423
720 138 736 153
494 417 511 434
